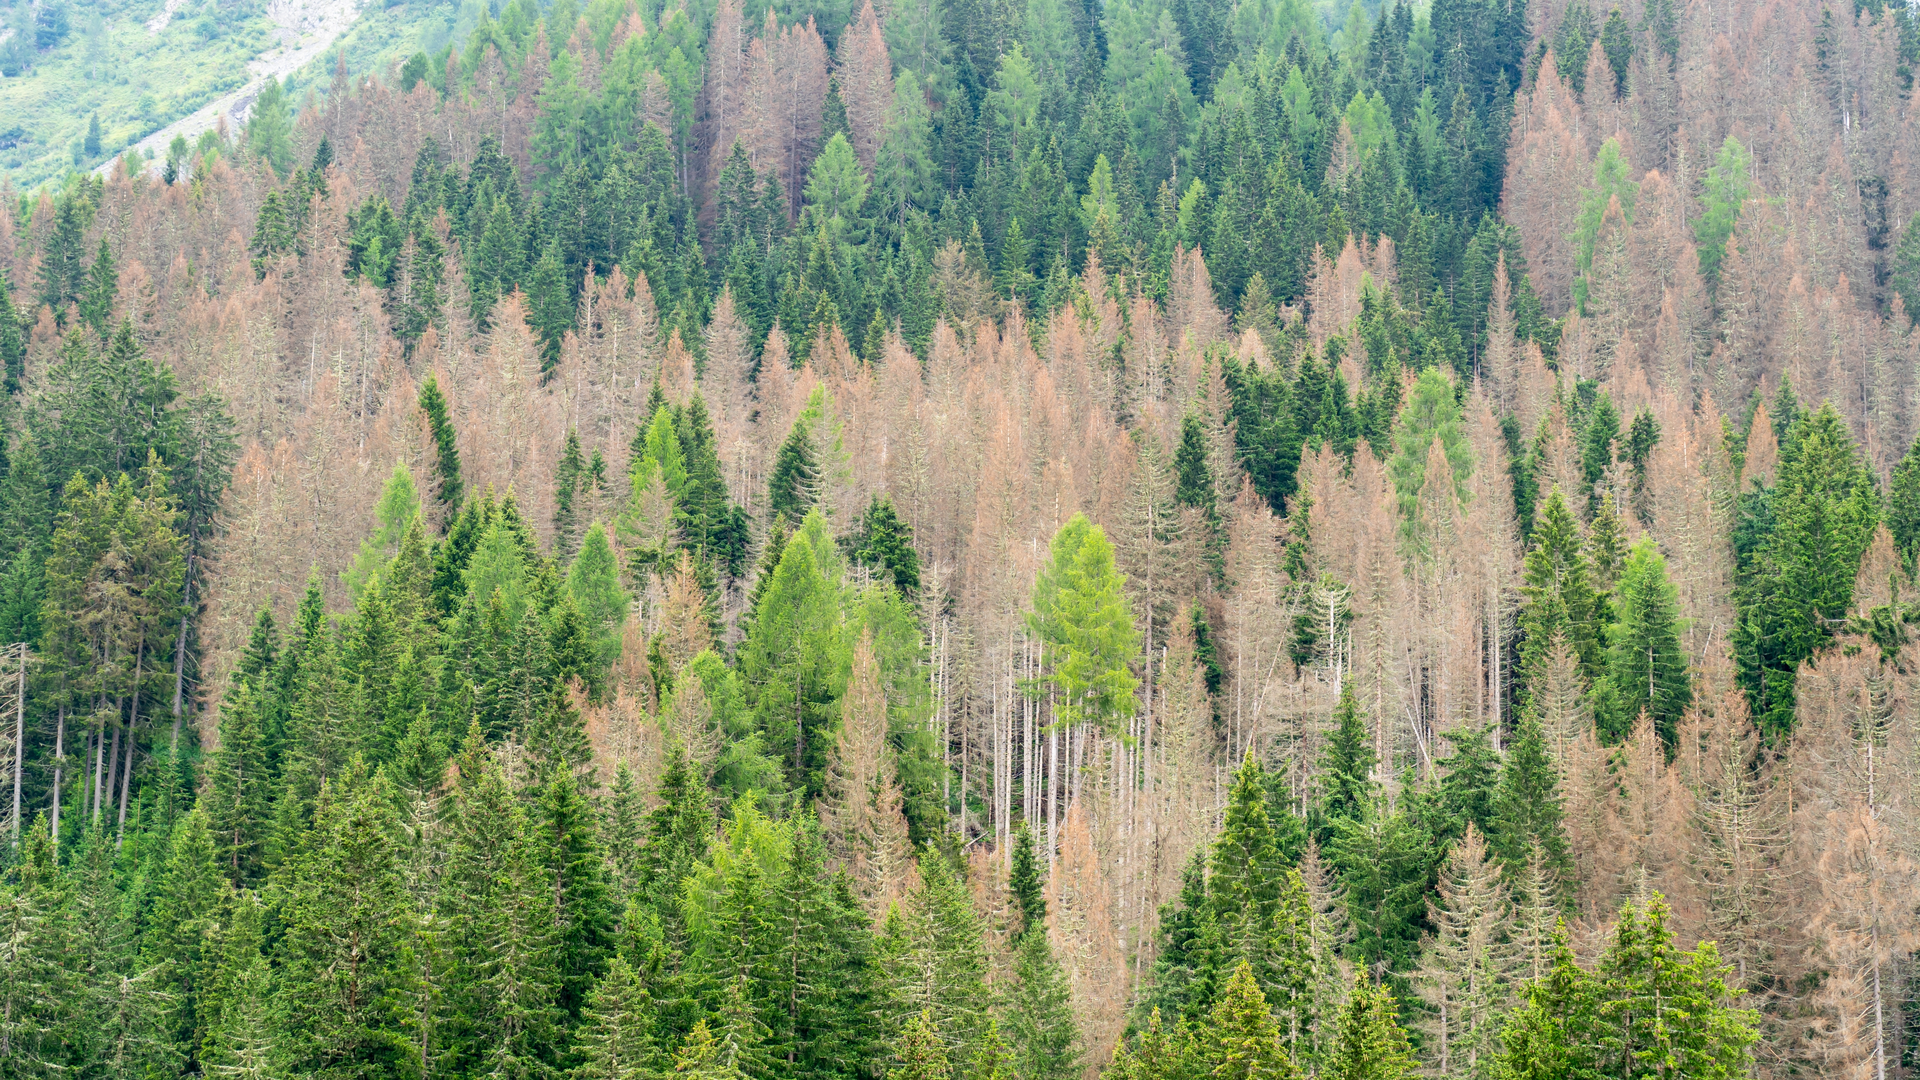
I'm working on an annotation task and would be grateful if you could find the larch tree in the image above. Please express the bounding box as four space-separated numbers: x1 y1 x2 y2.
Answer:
1030 514 1140 736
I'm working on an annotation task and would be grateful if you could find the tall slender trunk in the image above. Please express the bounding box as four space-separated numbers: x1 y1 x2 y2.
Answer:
119 643 145 848
91 715 105 825
171 562 194 757
10 645 22 844
114 720 134 847
101 717 120 827
1874 957 1888 1080
49 706 64 848
1047 720 1058 867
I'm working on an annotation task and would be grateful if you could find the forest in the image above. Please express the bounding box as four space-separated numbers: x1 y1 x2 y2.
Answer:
0 0 1916 1072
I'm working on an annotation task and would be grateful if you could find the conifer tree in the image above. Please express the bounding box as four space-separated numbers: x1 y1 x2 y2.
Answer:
739 522 846 797
1518 489 1604 698
890 1009 953 1080
0 270 28 393
1210 755 1289 996
145 805 222 1070
1887 429 1920 573
576 957 657 1079
771 410 823 523
567 520 629 669
850 496 921 593
889 848 989 1061
1175 412 1225 573
0 818 74 1071
1197 961 1302 1080
274 766 417 1077
1596 540 1690 744
1007 822 1045 940
1003 930 1080 1080
418 375 465 519
198 889 275 1078
1495 897 1757 1078
1734 404 1879 737
1328 973 1416 1080
1317 686 1374 830
37 194 89 313
343 462 422 599
1412 825 1513 1080
77 236 115 337
1486 714 1570 893
206 681 270 885
245 76 295 174
1028 514 1139 735
528 239 573 370
537 766 617 1018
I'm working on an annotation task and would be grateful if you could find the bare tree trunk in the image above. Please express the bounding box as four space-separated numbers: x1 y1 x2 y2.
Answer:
171 563 194 757
49 706 64 848
118 643 146 849
1874 957 1887 1080
90 714 105 825
9 645 21 844
1047 718 1058 866
100 714 120 827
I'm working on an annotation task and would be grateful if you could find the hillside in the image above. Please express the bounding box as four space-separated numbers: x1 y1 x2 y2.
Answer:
0 0 466 191
0 0 1914 1075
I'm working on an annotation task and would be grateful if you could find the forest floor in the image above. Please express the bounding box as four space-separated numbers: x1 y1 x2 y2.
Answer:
98 0 365 178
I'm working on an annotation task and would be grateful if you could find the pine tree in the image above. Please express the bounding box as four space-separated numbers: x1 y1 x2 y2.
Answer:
77 236 115 337
890 1010 953 1080
1412 825 1513 1080
198 889 275 1078
1596 540 1690 745
1197 961 1301 1080
1328 974 1416 1080
206 681 271 886
1003 931 1080 1080
1518 489 1604 699
418 375 464 519
145 805 223 1070
1888 429 1920 573
1733 404 1880 737
275 766 417 1077
576 957 657 1079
